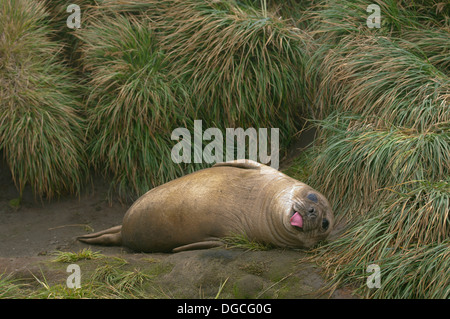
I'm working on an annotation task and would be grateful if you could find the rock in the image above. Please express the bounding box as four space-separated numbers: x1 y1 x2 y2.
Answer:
233 274 266 299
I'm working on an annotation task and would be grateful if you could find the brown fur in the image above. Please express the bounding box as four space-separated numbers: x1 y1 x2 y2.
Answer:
78 160 334 252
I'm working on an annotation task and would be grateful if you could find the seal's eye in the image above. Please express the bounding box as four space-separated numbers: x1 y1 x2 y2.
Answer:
322 218 329 231
307 193 318 203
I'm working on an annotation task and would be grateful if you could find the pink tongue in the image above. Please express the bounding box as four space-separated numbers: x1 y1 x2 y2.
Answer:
290 212 303 228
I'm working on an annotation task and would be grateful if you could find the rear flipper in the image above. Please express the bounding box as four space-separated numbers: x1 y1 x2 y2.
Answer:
77 225 122 246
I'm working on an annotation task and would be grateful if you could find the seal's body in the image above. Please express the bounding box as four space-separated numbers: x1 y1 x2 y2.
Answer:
78 160 334 252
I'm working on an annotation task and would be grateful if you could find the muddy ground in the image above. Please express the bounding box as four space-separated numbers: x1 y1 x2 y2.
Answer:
0 133 356 299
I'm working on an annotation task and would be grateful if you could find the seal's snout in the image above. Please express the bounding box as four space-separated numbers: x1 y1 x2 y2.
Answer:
291 200 327 232
307 207 316 219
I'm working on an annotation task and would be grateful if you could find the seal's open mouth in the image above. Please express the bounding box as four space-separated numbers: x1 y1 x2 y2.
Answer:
290 211 303 229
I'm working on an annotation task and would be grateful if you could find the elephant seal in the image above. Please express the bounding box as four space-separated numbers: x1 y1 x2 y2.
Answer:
78 160 334 252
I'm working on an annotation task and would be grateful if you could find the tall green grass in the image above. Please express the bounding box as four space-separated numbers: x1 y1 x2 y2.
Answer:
43 0 99 67
158 0 312 129
309 36 449 128
397 27 450 74
313 180 449 298
77 0 313 199
308 114 449 218
102 0 314 125
305 0 448 40
300 0 449 299
0 0 87 199
77 12 194 198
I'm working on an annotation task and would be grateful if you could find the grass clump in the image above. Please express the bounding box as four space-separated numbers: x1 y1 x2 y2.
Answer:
159 0 312 128
313 181 450 299
51 248 105 263
305 0 448 41
76 0 314 199
0 273 29 298
305 113 449 298
310 36 449 128
396 27 450 74
308 114 449 217
77 12 193 199
313 180 449 298
301 0 449 299
91 264 151 296
0 0 88 199
222 233 273 251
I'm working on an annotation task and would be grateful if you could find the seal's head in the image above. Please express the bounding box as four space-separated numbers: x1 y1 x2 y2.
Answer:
281 184 334 248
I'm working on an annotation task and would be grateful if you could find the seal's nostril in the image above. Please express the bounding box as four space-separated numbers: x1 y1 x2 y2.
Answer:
307 207 316 219
322 218 329 230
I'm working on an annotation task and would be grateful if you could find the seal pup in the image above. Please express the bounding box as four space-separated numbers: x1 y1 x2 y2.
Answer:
78 160 334 252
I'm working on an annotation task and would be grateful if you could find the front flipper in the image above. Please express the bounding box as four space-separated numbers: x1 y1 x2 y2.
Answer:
172 240 224 253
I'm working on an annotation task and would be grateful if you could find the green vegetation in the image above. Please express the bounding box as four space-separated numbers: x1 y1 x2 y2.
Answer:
0 252 174 299
78 12 193 198
76 0 311 198
0 273 27 298
51 248 106 263
300 0 449 299
0 0 87 199
222 233 273 251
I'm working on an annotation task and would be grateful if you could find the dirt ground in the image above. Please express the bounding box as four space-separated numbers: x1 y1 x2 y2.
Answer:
0 133 357 299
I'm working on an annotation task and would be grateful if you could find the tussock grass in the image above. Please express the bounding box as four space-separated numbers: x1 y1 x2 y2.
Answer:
311 36 449 128
0 0 87 199
308 114 449 218
305 0 378 39
77 12 193 198
367 240 449 299
43 0 99 67
302 0 449 299
312 180 449 298
384 180 449 247
397 27 450 74
77 0 314 198
31 275 96 299
305 0 448 40
303 1 449 123
159 0 312 128
102 0 314 125
317 238 450 299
